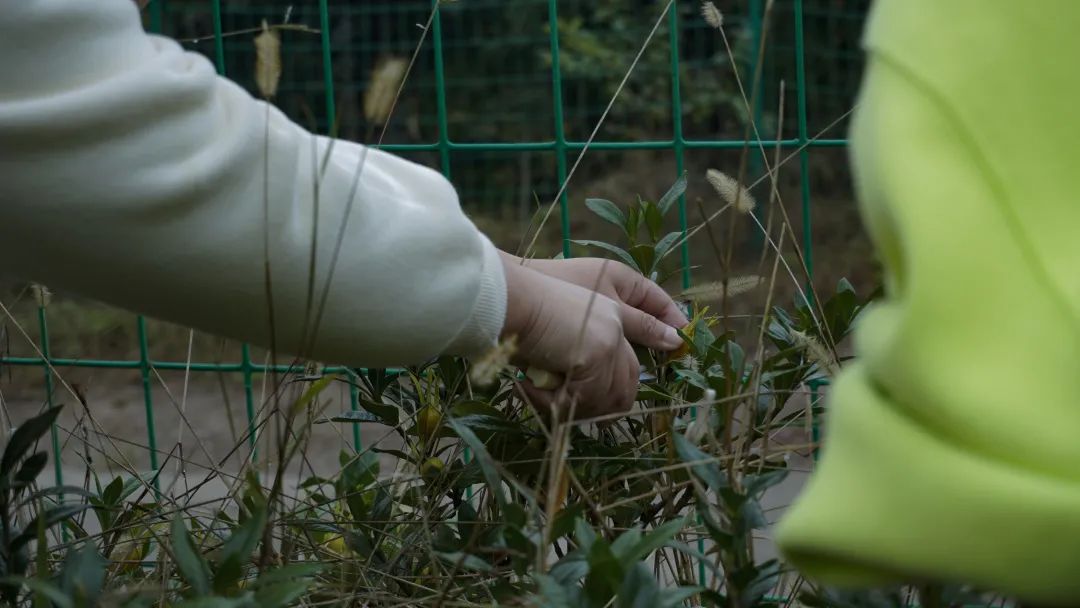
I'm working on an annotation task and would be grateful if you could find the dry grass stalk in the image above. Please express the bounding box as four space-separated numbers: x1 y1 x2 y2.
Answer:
706 168 757 215
254 20 282 99
364 56 409 125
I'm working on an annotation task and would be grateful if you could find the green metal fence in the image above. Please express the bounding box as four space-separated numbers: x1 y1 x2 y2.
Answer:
0 0 859 494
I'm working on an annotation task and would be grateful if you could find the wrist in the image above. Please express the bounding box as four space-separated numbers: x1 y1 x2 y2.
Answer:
498 253 532 340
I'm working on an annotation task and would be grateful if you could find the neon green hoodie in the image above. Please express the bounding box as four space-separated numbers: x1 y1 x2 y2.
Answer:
776 0 1080 603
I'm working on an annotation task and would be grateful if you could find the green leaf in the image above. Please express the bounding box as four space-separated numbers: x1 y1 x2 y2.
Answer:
630 246 652 276
449 414 520 436
657 172 687 216
732 558 782 607
254 580 317 608
738 498 768 532
743 469 789 497
121 475 151 501
1 577 72 608
583 538 622 606
366 486 394 537
17 486 95 511
643 202 664 241
697 589 730 607
449 401 520 435
637 384 673 402
174 598 248 608
435 551 494 573
664 540 725 578
549 552 589 585
59 543 106 607
214 501 265 587
629 244 656 275
571 240 641 273
585 198 627 232
322 410 380 424
169 515 211 595
503 502 527 528
12 504 90 553
674 369 709 391
1 406 62 483
447 418 508 508
357 399 400 426
213 557 243 595
615 562 660 608
102 476 124 505
550 503 585 540
437 356 467 392
456 501 479 542
573 517 597 552
13 452 47 489
290 374 337 416
654 231 683 261
534 574 575 608
626 205 642 241
673 433 727 491
660 586 706 608
338 451 379 493
621 518 685 566
253 563 322 588
609 526 642 562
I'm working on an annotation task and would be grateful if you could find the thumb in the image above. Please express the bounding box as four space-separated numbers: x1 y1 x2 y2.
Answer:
620 304 683 351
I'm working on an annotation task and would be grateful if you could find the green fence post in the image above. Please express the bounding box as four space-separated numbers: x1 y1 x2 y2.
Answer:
142 1 165 497
432 0 453 179
747 0 766 249
136 317 160 495
793 0 814 285
664 1 707 588
348 371 362 451
148 0 163 33
35 304 64 492
547 0 573 258
668 1 691 290
209 0 258 460
318 0 336 132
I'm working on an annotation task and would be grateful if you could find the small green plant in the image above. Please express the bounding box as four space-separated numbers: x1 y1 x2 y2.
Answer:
573 173 688 283
0 405 90 605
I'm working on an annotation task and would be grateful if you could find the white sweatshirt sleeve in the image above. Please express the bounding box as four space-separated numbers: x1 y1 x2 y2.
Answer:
0 0 507 367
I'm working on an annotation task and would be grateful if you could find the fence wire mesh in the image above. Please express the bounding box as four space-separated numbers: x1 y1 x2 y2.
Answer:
1 0 863 505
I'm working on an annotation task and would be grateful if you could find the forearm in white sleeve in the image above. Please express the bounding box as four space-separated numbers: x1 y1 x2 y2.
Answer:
0 0 506 366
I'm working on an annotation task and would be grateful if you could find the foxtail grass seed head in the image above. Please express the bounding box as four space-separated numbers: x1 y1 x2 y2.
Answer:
706 168 757 215
680 276 763 303
789 329 839 377
364 56 409 125
30 283 51 308
469 336 517 386
254 20 281 99
701 2 724 28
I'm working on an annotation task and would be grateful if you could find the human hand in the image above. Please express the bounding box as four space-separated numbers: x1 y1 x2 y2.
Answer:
500 257 682 419
501 253 689 347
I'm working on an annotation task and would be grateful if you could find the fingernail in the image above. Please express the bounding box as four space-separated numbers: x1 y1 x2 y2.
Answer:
662 325 683 349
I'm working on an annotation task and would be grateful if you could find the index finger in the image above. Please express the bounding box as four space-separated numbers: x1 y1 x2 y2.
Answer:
614 267 690 328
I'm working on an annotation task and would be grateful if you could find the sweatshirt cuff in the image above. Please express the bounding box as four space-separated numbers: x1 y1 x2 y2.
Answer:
443 236 507 357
